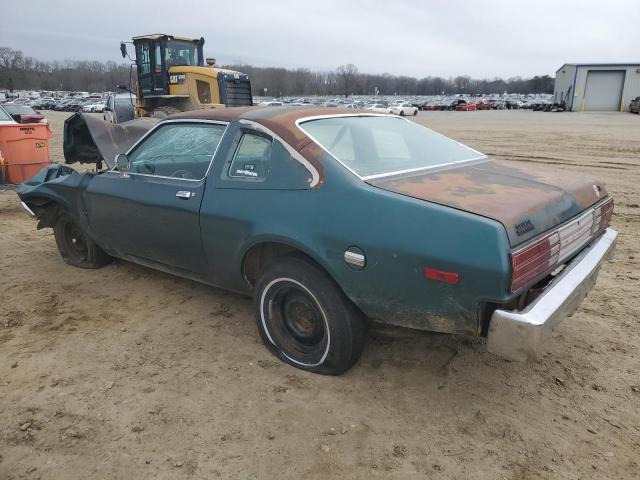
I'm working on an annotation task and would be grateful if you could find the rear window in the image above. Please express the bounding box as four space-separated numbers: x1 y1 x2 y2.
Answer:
0 107 14 122
3 104 36 115
299 115 484 179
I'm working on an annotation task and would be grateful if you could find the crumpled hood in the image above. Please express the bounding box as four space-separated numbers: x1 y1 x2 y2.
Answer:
368 159 607 246
63 113 159 169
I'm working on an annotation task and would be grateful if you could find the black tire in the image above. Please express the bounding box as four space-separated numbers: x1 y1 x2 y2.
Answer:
399 110 405 116
53 212 111 269
151 106 181 119
253 256 366 375
413 109 418 116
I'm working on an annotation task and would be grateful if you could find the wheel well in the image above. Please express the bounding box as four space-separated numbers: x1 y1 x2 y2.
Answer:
23 198 61 228
242 242 327 288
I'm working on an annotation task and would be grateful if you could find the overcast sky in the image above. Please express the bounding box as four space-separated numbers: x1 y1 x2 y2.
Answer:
1 0 638 78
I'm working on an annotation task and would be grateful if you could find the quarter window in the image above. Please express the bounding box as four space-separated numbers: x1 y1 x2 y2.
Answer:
228 133 272 180
126 123 225 180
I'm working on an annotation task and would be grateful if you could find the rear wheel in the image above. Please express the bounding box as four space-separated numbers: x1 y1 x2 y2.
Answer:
253 256 366 375
53 212 111 269
413 109 418 116
399 110 405 116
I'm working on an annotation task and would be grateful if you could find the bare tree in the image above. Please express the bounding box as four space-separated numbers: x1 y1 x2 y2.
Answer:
336 64 358 98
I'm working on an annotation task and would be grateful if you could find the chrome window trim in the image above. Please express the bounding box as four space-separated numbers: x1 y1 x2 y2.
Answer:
295 113 487 181
237 119 320 187
107 119 230 182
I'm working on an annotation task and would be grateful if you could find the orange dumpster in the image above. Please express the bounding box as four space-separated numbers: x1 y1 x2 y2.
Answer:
0 122 52 184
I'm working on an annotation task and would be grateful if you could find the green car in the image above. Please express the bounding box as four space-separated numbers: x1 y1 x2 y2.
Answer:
17 108 617 375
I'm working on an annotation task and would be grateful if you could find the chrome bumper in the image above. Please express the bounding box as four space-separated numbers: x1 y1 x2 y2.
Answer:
20 201 36 217
487 228 617 362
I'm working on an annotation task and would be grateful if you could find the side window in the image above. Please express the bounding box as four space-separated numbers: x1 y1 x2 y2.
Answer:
136 43 151 75
228 133 272 180
126 123 225 180
196 80 211 104
154 44 162 73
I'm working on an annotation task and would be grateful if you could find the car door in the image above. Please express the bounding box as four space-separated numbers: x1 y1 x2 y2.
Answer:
84 120 228 276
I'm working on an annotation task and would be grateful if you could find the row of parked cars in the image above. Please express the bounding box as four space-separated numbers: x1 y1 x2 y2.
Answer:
3 95 108 113
257 94 558 113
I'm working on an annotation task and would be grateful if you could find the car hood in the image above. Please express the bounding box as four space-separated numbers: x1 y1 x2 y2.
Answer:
367 158 607 246
63 113 158 169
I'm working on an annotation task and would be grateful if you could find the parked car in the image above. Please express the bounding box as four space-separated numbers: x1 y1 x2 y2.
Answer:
421 102 438 111
103 93 136 124
17 108 616 374
83 100 106 113
1 104 46 123
389 102 418 116
455 101 478 111
366 103 391 113
630 97 640 114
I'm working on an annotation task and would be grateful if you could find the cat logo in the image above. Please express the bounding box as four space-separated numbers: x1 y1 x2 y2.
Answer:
35 141 46 149
169 74 186 85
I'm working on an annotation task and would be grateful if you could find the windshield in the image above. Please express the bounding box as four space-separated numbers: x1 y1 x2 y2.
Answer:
299 115 485 179
165 40 198 67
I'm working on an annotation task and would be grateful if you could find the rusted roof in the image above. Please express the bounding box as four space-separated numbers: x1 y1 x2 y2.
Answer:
168 106 364 127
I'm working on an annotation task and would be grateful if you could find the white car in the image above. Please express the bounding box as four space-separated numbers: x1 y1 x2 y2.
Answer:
366 104 391 113
389 103 418 116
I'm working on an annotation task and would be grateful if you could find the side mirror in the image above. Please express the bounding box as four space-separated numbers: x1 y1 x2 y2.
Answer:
103 105 111 111
120 42 127 59
115 153 130 177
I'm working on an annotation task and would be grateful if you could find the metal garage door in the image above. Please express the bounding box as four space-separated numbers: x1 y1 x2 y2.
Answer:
583 70 625 111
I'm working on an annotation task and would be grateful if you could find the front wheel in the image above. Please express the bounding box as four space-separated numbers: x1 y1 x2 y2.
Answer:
399 110 405 116
54 212 111 269
253 256 367 375
413 109 418 116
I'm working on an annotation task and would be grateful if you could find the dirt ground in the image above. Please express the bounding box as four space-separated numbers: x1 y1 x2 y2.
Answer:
1 110 639 480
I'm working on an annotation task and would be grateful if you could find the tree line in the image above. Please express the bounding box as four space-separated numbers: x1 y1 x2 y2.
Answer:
1 46 554 96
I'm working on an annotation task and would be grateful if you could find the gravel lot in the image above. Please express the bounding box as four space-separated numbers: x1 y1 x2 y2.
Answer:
1 110 638 480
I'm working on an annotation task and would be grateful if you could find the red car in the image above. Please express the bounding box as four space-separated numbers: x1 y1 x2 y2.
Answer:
455 101 477 111
1 104 47 124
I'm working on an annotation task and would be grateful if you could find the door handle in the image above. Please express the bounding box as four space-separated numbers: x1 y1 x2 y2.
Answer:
176 191 195 199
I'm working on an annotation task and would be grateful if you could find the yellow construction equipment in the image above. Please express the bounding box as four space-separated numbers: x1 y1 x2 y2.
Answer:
120 34 253 118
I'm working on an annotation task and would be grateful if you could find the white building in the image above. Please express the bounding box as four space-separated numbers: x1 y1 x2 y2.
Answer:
554 63 640 112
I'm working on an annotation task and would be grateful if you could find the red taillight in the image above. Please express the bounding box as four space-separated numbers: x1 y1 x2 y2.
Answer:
593 197 614 235
510 197 614 294
511 231 559 293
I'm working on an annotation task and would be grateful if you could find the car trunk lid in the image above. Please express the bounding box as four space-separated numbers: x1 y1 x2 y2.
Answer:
367 158 607 246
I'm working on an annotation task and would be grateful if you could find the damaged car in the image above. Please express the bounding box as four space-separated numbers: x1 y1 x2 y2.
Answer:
16 108 617 374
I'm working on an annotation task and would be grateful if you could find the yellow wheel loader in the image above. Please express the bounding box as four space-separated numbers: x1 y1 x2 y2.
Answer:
119 34 253 119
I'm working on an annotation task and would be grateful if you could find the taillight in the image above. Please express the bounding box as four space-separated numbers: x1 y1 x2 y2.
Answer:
511 231 560 293
593 197 614 235
510 197 614 294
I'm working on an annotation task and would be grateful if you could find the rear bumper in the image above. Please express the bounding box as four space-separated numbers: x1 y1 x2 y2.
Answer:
487 228 617 362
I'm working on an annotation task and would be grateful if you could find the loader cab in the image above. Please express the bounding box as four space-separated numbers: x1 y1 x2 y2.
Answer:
132 34 204 98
